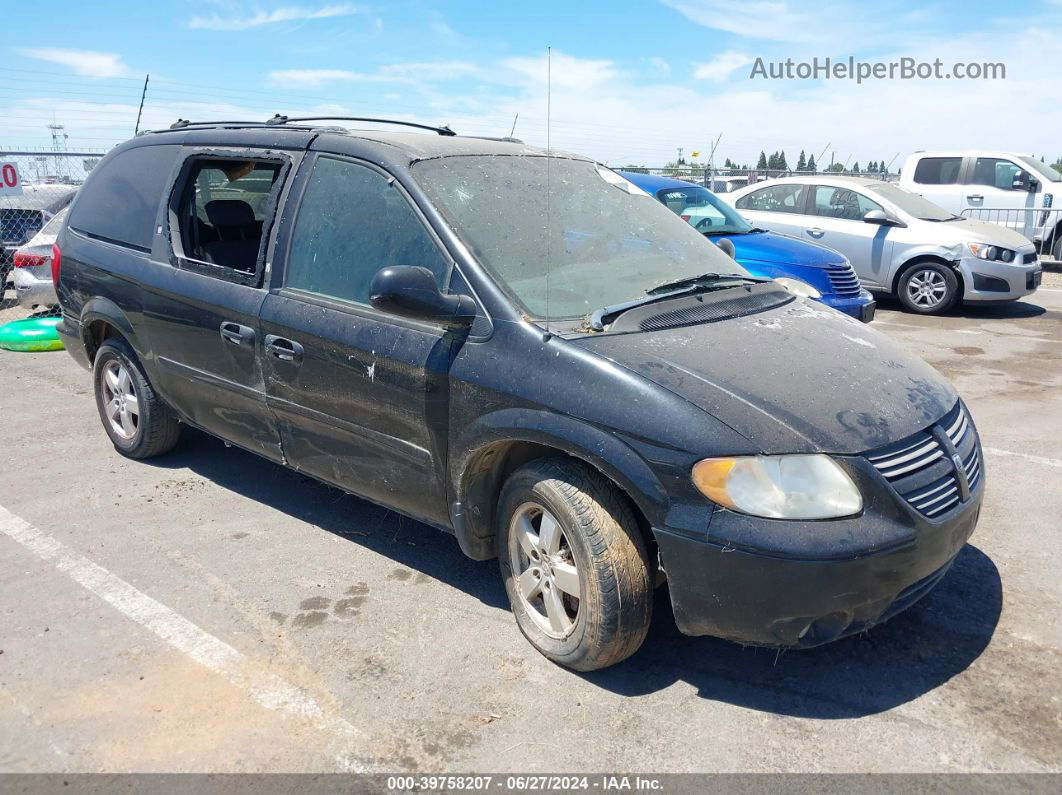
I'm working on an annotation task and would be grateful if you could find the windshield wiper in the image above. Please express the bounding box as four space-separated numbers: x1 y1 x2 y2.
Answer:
647 272 758 295
587 273 763 331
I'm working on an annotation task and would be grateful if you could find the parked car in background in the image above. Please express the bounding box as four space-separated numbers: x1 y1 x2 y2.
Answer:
12 206 67 310
57 120 982 671
711 176 749 193
899 150 1062 260
621 170 875 321
1 184 76 298
724 175 1042 314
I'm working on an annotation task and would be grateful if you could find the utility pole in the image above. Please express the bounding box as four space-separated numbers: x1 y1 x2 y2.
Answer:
706 133 723 185
47 123 68 181
815 142 831 174
134 74 150 135
676 146 684 165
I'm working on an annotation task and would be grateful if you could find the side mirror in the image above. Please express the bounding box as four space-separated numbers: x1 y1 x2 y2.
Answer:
863 209 903 227
369 266 477 329
715 237 737 259
1012 170 1037 192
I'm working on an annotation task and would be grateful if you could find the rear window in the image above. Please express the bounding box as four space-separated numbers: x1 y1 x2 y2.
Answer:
69 144 181 251
912 157 961 185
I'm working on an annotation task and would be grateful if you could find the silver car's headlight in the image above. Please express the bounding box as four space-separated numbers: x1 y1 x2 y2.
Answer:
773 277 821 299
967 242 1015 262
692 455 863 519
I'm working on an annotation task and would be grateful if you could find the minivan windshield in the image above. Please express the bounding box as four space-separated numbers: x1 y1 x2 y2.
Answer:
866 182 959 221
413 155 750 320
654 184 754 234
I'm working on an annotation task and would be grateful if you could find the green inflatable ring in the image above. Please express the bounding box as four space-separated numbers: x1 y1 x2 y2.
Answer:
0 317 65 352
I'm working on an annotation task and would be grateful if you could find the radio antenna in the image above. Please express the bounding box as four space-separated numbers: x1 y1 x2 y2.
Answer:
544 47 552 335
509 113 519 138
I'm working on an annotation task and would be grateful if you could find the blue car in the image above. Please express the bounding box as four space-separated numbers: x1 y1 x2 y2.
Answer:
619 171 876 322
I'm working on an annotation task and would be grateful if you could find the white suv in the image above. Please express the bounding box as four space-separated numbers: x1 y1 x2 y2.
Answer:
899 150 1062 260
723 175 1041 314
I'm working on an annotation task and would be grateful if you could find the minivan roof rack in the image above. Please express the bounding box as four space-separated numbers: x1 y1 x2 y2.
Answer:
265 115 456 136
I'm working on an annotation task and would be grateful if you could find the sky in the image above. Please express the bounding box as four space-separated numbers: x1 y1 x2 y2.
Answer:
3 0 1062 169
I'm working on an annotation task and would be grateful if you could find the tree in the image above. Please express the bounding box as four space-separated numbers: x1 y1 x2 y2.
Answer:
851 161 861 174
777 150 789 171
796 150 807 171
827 162 845 172
807 154 817 172
867 160 876 173
880 157 889 174
756 151 768 170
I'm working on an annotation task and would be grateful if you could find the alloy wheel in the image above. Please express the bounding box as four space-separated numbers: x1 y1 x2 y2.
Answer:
508 502 582 639
906 268 948 309
101 360 140 440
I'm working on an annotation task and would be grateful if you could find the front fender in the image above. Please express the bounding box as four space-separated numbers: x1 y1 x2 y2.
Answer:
450 408 672 560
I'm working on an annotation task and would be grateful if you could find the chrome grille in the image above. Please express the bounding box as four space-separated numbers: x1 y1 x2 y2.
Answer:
866 401 982 519
825 262 862 296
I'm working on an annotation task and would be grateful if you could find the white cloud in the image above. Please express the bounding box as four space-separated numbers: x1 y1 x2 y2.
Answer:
266 69 362 87
502 53 617 89
190 3 360 31
17 48 129 78
659 0 812 42
266 61 479 87
693 51 753 80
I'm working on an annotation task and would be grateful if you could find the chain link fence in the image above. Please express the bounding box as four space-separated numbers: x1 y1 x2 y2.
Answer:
622 167 898 193
1 151 104 319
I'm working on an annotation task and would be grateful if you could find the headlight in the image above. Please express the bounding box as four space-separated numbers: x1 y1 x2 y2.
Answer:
691 454 863 519
967 242 1015 262
773 277 821 299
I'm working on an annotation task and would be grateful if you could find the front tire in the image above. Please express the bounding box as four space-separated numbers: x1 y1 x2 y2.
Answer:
497 458 652 671
897 261 960 314
93 337 181 459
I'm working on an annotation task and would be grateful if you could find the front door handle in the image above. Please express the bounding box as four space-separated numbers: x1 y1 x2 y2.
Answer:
264 334 304 363
968 194 984 202
220 321 255 345
806 227 824 238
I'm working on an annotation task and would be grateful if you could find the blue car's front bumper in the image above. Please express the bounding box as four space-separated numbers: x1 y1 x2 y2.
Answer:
820 289 876 322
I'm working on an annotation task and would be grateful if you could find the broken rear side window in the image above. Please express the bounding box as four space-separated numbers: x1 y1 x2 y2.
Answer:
176 159 281 276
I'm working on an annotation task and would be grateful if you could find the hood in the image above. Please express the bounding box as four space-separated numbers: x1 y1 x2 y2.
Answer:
575 299 957 455
931 217 1035 250
711 230 846 268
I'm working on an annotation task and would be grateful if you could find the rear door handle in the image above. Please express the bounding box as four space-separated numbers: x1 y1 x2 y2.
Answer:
968 194 984 202
264 334 304 363
806 227 824 238
220 321 255 345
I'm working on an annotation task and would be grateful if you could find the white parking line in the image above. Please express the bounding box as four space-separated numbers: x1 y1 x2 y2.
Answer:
984 447 1062 470
0 504 367 772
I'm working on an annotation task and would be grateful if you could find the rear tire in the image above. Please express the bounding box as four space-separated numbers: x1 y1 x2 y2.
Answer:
897 261 960 315
1051 234 1062 263
497 458 652 671
93 337 181 459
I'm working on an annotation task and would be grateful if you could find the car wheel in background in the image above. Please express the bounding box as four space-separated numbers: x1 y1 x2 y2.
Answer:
898 262 960 315
93 337 181 459
497 457 652 671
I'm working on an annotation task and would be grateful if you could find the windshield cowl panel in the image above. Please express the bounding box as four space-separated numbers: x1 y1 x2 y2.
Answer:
412 155 751 322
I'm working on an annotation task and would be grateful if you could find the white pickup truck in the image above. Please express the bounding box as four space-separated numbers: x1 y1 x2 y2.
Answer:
899 151 1062 260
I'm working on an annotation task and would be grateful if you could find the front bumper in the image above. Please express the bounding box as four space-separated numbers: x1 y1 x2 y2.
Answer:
654 461 982 647
12 265 57 309
959 254 1041 302
818 289 876 322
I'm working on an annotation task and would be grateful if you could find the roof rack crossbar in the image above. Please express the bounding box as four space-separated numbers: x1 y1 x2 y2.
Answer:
266 115 456 136
168 119 271 130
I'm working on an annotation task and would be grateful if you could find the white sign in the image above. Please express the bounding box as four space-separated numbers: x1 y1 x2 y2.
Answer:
0 162 23 196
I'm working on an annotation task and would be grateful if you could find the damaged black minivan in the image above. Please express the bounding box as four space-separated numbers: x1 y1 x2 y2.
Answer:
55 119 983 671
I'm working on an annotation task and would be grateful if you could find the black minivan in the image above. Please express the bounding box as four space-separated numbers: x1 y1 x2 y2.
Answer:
55 118 984 671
